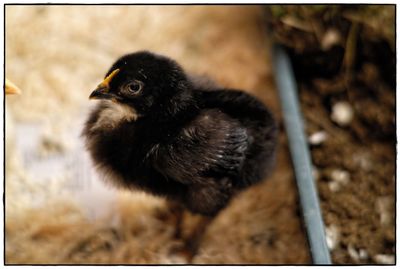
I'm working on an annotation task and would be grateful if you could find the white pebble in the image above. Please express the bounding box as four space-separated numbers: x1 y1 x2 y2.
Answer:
329 169 350 192
308 131 328 145
325 225 340 250
359 249 369 260
331 169 350 185
331 102 354 126
328 181 341 192
373 254 395 264
347 245 369 262
347 244 360 262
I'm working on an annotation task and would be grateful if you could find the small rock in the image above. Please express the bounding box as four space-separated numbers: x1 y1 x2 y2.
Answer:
331 101 354 126
347 245 369 262
375 196 392 226
321 28 341 50
308 131 328 145
359 249 368 260
373 254 395 264
328 181 341 192
331 169 350 185
325 224 340 250
329 169 350 192
347 244 360 262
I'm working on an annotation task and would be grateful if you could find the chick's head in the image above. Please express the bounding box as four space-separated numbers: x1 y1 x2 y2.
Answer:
90 51 191 115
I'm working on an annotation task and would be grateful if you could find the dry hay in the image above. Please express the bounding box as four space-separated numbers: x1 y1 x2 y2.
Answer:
5 5 308 264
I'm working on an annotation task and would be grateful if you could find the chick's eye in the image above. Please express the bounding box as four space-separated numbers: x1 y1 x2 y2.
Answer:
125 80 143 94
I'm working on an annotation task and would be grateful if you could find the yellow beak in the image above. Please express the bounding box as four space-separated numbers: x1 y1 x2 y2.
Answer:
89 68 120 100
5 79 22 95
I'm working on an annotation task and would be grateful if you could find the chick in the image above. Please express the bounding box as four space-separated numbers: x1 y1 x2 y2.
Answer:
82 51 277 216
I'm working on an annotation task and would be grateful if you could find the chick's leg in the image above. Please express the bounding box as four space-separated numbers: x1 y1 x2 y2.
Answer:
167 200 185 239
183 214 212 259
180 179 233 258
185 178 233 216
167 199 212 261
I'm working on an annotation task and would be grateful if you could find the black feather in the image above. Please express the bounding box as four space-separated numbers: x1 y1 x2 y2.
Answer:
82 51 278 215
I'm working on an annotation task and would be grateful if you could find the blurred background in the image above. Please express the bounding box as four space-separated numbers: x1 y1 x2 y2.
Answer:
5 5 395 264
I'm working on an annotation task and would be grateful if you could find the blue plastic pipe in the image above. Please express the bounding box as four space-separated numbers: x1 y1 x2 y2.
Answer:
272 45 332 264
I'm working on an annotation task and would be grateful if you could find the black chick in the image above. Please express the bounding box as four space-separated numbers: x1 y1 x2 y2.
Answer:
82 51 277 216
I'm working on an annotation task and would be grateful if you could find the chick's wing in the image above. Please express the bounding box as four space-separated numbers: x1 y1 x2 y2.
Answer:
151 109 248 184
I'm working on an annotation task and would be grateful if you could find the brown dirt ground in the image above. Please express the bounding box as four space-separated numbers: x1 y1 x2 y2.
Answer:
265 5 395 264
300 75 395 264
5 6 310 264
